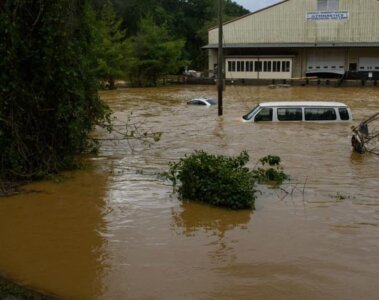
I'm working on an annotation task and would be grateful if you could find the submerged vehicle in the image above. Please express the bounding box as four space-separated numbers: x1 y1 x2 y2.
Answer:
242 101 352 122
187 98 217 106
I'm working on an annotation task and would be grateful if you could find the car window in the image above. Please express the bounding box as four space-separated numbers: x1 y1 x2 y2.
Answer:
305 108 336 121
339 108 349 120
277 108 302 121
190 100 206 105
255 108 273 121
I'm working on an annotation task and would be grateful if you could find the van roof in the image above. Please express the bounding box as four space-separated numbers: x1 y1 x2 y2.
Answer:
259 101 348 107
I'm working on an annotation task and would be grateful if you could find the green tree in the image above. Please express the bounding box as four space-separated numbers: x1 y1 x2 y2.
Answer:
0 0 110 182
110 0 248 70
92 1 131 89
128 17 186 86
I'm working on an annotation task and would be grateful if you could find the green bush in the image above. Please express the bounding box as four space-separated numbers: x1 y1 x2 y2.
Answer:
165 151 289 210
166 151 257 210
253 155 289 184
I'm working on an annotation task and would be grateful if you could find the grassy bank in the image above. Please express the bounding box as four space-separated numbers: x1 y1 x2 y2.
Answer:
0 277 56 300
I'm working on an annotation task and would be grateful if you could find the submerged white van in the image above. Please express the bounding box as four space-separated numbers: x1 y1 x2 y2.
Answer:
242 101 352 122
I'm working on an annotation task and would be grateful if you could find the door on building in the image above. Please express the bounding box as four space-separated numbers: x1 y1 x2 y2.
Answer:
349 63 357 72
306 49 346 77
358 57 379 72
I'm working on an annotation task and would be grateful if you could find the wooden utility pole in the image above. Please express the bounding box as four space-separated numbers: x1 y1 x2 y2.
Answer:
217 0 223 116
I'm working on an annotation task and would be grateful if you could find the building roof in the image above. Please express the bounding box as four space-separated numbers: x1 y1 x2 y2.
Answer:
203 42 379 49
208 1 290 31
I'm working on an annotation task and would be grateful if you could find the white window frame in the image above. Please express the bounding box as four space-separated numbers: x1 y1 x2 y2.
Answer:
317 0 339 11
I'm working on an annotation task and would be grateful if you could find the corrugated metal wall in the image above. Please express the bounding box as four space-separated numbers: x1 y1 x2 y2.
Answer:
209 0 379 44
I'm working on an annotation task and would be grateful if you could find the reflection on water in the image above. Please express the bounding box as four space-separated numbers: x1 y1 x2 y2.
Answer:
0 170 109 299
1 85 379 299
172 201 251 238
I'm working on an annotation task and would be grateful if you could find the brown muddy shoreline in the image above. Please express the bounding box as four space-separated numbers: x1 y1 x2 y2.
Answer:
0 182 22 197
0 276 57 300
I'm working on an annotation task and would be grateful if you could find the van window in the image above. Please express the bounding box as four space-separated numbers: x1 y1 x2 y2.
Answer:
305 108 337 121
278 108 302 121
255 108 273 121
339 108 349 120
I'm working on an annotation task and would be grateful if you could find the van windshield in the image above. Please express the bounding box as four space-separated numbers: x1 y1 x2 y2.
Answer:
242 105 260 121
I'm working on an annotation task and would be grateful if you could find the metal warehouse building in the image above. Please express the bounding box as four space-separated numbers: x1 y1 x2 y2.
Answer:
205 0 379 80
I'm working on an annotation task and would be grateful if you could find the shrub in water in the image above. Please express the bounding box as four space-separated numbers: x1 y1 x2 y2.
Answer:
166 151 256 209
165 151 289 210
252 155 289 184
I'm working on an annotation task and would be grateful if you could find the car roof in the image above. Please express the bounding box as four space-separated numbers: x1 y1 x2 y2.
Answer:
190 98 216 102
259 101 348 107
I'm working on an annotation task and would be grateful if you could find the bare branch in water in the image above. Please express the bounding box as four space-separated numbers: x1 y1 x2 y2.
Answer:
351 113 379 155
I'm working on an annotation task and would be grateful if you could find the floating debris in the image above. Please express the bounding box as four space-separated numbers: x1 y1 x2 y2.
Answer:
351 112 379 154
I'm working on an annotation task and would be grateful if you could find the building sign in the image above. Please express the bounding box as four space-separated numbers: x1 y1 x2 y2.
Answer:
306 11 349 20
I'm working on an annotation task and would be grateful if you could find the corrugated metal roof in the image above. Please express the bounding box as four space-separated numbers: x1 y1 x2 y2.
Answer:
203 42 379 49
208 1 290 31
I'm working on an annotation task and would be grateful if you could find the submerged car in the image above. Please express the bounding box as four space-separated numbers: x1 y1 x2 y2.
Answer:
187 98 217 106
242 101 352 122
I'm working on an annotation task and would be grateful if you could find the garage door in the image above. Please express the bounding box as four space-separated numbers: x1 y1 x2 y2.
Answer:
358 57 379 71
307 49 345 75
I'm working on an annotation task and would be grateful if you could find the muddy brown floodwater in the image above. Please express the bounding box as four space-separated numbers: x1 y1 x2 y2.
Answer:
1 85 379 300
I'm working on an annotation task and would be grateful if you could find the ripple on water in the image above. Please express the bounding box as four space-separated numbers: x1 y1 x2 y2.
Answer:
1 86 379 300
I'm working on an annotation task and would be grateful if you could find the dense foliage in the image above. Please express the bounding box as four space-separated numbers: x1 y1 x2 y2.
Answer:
165 151 289 210
128 17 187 86
111 0 249 69
166 151 257 210
0 0 248 185
0 1 110 182
92 2 131 89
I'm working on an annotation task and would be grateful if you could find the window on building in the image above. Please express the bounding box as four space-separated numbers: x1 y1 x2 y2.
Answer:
255 108 273 121
237 61 241 72
305 108 337 121
317 0 339 11
246 61 254 72
228 61 236 72
255 61 262 72
241 61 245 72
282 61 290 72
278 108 303 121
273 61 281 72
264 61 272 72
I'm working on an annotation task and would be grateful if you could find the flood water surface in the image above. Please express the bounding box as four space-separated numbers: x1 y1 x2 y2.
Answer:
1 85 379 299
